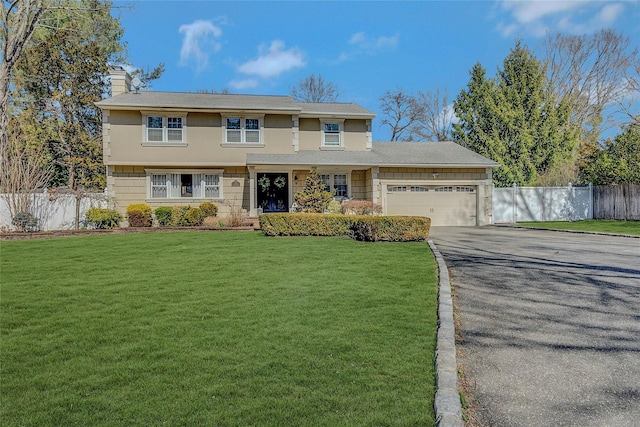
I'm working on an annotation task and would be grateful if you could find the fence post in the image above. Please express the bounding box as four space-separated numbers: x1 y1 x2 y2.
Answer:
588 183 593 219
512 183 517 223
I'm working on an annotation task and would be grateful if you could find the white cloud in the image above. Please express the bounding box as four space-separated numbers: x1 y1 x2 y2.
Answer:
338 32 399 62
237 40 305 79
229 79 259 90
494 1 627 37
349 32 367 45
348 31 399 52
501 1 583 24
595 3 625 26
179 20 223 72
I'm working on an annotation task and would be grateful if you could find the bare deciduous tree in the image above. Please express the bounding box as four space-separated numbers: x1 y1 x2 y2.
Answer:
544 29 638 135
1 0 46 167
413 88 454 141
0 122 52 226
290 74 339 103
379 88 421 141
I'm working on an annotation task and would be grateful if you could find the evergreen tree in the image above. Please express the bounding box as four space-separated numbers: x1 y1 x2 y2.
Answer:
580 123 640 185
453 41 579 187
293 168 335 213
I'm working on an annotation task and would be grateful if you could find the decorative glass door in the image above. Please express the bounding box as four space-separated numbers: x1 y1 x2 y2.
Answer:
257 173 289 212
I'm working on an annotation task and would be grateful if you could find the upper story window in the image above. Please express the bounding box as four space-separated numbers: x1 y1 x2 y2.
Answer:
322 122 341 147
145 115 184 143
225 117 262 144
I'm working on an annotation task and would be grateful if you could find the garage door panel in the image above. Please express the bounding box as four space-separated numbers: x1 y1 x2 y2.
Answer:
385 185 477 226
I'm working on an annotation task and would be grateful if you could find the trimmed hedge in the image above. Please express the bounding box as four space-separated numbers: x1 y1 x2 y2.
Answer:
350 216 431 242
126 203 153 227
259 214 353 237
259 213 430 241
85 208 122 229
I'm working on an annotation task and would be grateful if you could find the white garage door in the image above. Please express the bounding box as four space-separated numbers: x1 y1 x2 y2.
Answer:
385 185 477 226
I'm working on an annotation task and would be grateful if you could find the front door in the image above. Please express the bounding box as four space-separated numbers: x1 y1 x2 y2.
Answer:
257 173 289 212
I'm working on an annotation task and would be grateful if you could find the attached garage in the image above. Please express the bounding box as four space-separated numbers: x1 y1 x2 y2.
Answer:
385 184 478 226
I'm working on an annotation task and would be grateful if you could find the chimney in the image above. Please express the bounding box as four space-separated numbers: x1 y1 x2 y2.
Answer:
109 66 131 96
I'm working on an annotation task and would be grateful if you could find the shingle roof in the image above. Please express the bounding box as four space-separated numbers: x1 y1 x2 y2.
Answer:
247 142 498 167
96 92 375 117
96 92 299 111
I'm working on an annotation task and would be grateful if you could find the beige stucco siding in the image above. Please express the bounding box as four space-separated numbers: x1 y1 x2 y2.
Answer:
105 111 297 166
379 167 489 181
298 118 369 151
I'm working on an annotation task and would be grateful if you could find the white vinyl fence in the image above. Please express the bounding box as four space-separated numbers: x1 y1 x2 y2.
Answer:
492 184 593 224
0 190 108 231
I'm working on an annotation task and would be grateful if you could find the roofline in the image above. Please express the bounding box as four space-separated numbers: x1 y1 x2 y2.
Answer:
246 161 497 168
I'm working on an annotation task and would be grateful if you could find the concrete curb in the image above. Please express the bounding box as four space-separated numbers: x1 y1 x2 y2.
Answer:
429 240 464 427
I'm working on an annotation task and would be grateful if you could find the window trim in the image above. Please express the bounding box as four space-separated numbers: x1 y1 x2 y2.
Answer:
141 112 187 145
320 119 345 149
221 115 264 146
318 171 351 198
145 169 224 200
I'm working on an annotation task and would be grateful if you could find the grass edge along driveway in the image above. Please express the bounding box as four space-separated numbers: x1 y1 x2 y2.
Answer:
516 219 640 236
1 231 437 426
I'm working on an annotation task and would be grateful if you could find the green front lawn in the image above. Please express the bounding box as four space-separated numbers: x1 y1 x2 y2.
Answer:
517 219 640 235
1 232 437 426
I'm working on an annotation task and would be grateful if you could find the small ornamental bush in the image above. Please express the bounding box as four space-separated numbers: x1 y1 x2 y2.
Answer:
199 202 218 217
342 200 383 216
126 203 153 227
326 200 342 214
203 216 220 228
170 206 189 226
154 206 173 227
183 207 205 226
85 208 122 229
12 212 38 232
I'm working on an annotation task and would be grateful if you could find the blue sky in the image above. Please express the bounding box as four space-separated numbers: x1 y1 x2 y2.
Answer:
113 0 640 141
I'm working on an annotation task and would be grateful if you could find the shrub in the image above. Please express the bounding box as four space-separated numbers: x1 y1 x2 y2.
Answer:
203 216 220 229
85 208 122 229
326 200 342 214
350 216 431 242
260 213 431 242
126 203 153 227
199 202 218 217
342 200 382 216
12 212 38 232
170 206 189 226
293 167 335 213
154 206 173 227
183 207 205 226
260 214 353 237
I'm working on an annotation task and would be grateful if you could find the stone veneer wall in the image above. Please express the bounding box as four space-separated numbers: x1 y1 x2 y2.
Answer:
350 170 368 200
109 166 250 219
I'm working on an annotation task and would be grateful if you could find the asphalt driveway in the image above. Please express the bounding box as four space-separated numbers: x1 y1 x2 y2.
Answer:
429 226 640 427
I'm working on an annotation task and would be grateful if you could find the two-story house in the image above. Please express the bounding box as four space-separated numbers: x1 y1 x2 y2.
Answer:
96 68 497 226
